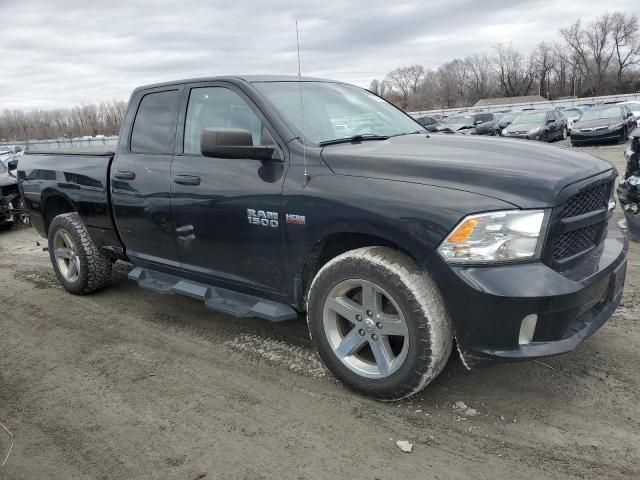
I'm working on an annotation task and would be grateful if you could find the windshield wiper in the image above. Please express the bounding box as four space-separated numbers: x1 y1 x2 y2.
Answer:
389 130 426 137
318 134 389 146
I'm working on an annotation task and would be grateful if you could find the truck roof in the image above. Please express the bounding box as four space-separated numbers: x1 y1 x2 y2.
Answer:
134 75 343 93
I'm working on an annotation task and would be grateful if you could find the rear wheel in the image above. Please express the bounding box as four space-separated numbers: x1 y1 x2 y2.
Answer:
307 246 453 401
48 212 112 294
560 127 567 140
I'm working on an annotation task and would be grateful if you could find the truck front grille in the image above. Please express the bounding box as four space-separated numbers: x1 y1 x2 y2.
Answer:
552 224 601 261
560 183 611 219
550 180 613 264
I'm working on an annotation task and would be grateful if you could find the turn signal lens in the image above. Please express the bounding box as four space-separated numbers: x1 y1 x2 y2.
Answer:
447 218 479 243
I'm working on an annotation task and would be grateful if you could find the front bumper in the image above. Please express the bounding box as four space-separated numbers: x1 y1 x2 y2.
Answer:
429 227 628 367
572 128 622 144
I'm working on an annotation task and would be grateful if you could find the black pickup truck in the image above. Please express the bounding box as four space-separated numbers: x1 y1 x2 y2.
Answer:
18 76 628 400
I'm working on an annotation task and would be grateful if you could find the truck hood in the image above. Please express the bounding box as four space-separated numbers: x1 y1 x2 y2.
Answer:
320 134 613 208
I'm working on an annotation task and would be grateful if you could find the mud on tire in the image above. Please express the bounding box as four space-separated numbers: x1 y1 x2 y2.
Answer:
48 212 112 294
306 246 453 401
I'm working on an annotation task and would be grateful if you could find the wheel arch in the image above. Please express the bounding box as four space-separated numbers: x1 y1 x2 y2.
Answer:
297 231 419 310
42 190 77 233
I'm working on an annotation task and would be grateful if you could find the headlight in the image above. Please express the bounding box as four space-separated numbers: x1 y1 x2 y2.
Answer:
528 127 541 136
438 210 547 264
502 128 508 136
609 123 623 130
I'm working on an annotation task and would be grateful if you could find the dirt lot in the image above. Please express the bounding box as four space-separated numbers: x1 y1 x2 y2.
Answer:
1 141 639 480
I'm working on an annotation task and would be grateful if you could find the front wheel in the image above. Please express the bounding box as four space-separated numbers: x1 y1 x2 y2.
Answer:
307 247 453 400
541 131 549 142
48 212 112 294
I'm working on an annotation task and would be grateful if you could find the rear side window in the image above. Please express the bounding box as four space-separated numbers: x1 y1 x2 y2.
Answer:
130 90 179 154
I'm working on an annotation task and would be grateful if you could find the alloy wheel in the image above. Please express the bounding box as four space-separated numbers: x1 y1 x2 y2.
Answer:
322 279 409 379
53 229 80 282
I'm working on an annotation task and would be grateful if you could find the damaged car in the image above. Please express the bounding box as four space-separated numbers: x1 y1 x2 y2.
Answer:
0 157 28 230
618 128 640 241
435 114 476 134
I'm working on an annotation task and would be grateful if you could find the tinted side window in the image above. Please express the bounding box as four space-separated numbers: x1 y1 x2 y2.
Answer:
131 90 179 154
184 87 268 155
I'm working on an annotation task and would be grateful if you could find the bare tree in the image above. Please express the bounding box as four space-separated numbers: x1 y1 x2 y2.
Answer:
611 12 640 85
492 43 535 97
0 100 127 141
385 65 426 107
532 42 556 98
560 15 617 95
465 54 495 102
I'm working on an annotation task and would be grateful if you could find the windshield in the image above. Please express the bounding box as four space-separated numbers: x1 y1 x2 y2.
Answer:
254 82 423 144
579 107 621 122
499 113 517 122
446 115 474 125
563 108 582 116
512 112 547 124
623 102 640 112
474 113 493 123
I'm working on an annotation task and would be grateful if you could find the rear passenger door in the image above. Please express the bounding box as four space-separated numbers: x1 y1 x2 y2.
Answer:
170 82 288 293
111 86 183 266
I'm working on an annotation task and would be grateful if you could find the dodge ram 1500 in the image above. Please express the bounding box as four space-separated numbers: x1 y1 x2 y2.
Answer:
18 76 628 400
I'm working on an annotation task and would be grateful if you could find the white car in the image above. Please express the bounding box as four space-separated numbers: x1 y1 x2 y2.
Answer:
560 107 585 135
618 101 640 128
0 145 24 157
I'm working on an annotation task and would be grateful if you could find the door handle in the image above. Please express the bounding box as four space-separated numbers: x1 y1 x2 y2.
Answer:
114 170 136 180
173 175 201 186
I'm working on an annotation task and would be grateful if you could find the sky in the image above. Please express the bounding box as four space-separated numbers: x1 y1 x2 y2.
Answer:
0 0 637 110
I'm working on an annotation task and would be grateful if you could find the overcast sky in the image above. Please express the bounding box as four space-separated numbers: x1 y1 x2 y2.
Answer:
0 0 636 110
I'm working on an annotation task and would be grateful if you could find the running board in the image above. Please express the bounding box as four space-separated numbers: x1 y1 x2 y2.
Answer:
128 267 297 322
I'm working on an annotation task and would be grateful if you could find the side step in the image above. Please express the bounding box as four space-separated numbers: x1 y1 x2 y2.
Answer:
128 267 298 322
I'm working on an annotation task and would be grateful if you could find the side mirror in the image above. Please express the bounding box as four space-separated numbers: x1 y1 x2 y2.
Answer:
7 159 18 177
200 128 280 161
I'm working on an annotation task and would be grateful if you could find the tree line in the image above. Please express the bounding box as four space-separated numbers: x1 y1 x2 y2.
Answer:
370 12 640 111
0 101 127 142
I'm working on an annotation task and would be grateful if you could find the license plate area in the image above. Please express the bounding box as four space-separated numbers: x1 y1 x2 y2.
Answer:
609 261 627 302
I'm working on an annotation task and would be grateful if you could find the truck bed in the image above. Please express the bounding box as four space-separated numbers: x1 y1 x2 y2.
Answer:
18 150 121 252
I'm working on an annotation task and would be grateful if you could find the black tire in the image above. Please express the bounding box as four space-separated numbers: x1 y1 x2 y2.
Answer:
48 212 112 294
541 131 549 142
560 127 567 141
0 222 13 232
306 246 453 401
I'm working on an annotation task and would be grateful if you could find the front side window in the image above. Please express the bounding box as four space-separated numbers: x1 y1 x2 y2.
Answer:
130 90 179 154
254 81 422 145
184 87 269 154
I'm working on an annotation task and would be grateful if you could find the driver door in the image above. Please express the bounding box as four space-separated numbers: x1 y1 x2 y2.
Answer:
170 83 288 293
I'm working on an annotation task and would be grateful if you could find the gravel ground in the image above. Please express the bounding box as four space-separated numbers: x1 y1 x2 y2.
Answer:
1 140 639 480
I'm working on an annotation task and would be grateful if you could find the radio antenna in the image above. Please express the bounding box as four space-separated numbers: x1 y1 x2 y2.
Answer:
296 20 310 185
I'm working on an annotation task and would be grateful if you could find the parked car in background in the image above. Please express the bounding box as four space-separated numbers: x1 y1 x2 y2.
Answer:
0 156 26 231
560 107 585 135
503 109 568 142
415 115 440 132
618 101 640 128
0 145 24 157
435 114 476 134
496 112 518 135
571 105 636 147
472 112 500 136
